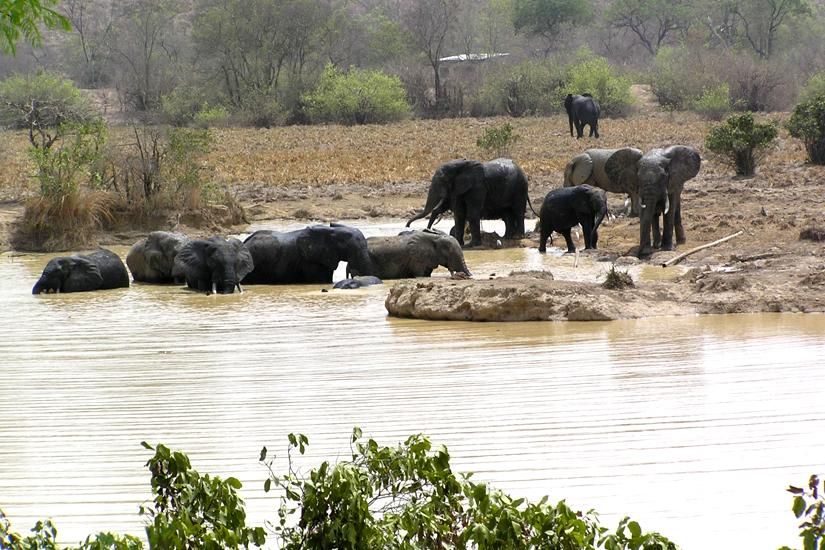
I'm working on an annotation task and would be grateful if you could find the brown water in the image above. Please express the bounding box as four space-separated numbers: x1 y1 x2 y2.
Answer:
2 221 824 549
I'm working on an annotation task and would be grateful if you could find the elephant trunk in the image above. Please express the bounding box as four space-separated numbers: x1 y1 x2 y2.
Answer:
346 248 375 278
407 194 446 228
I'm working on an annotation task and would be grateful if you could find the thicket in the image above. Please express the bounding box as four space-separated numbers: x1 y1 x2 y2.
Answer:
705 112 778 176
787 75 825 164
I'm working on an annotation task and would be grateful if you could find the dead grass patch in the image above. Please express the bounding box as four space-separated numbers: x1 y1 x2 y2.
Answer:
602 265 635 290
14 190 115 251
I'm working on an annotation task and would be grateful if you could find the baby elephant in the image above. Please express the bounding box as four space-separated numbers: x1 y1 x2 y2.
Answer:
332 276 383 289
538 185 608 254
32 249 130 294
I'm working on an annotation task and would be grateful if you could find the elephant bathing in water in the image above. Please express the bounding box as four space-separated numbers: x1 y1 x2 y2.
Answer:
406 158 529 248
637 145 701 258
242 223 373 284
538 185 608 254
126 231 190 283
563 148 643 216
565 94 601 138
367 229 471 279
171 236 253 294
32 249 130 294
333 276 383 289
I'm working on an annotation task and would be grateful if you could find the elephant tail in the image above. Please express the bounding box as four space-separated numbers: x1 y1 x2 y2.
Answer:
526 194 540 218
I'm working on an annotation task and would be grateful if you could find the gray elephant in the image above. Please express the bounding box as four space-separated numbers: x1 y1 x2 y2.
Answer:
126 231 190 283
564 94 600 138
406 158 529 248
333 276 383 289
637 145 701 258
563 148 643 216
32 249 130 294
171 236 253 294
538 185 608 254
367 229 471 279
243 223 373 284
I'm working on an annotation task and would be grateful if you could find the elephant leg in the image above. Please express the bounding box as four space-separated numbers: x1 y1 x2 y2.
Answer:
661 202 675 251
592 227 599 248
465 205 483 248
560 228 576 253
580 218 595 249
575 120 584 139
652 214 662 249
510 208 525 238
592 120 599 138
639 217 653 258
538 223 551 253
629 193 641 217
453 204 467 247
674 200 686 245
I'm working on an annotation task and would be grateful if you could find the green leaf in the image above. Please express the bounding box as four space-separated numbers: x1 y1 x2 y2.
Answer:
259 446 267 462
264 478 271 492
141 441 154 450
628 520 642 538
794 496 807 518
226 477 242 490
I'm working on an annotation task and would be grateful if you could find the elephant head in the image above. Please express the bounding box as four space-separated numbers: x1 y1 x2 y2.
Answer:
417 229 471 277
637 145 701 258
172 237 254 294
406 159 484 229
126 231 189 283
32 255 102 294
304 223 374 278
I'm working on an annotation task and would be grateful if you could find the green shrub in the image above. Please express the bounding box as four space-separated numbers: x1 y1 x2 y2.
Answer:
650 47 720 110
29 120 107 196
691 84 732 121
788 93 825 164
565 56 634 117
477 123 520 157
779 474 825 550
705 112 778 176
473 60 565 117
303 64 410 125
798 72 825 104
193 103 231 128
0 71 97 132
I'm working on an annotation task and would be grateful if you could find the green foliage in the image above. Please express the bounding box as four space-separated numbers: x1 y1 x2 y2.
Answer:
779 475 825 550
691 84 732 121
304 64 410 125
798 72 825 104
29 120 107 197
512 0 593 53
565 55 634 116
192 104 230 129
262 427 678 549
787 93 825 164
140 441 266 549
0 509 59 549
474 59 564 117
0 0 70 54
477 123 520 157
649 47 721 110
705 112 777 176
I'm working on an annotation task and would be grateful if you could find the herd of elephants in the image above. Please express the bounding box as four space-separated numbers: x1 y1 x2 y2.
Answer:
30 97 701 295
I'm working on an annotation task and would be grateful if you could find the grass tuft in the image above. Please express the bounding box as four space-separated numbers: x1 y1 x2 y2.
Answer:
14 190 114 251
602 265 635 290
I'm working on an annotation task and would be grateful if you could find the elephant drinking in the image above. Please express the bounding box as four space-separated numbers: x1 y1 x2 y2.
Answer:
367 229 471 279
32 249 130 294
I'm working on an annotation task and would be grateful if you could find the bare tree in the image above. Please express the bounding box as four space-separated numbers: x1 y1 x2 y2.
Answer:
728 0 811 59
61 0 116 87
401 0 460 103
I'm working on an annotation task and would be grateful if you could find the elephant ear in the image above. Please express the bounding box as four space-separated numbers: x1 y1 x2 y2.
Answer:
62 256 104 292
229 238 255 281
452 160 484 196
565 153 593 186
298 226 337 269
663 145 701 184
605 147 643 189
172 241 207 282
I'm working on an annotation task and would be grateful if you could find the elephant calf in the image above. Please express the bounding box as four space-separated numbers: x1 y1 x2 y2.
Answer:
32 249 130 294
538 185 607 254
126 231 190 283
367 229 471 279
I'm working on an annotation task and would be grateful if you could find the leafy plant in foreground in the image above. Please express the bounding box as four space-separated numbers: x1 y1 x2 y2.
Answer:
477 122 520 158
787 94 825 164
705 112 778 176
779 474 825 550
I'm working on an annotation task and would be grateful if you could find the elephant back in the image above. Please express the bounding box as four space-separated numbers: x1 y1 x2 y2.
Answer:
88 249 130 290
564 153 594 186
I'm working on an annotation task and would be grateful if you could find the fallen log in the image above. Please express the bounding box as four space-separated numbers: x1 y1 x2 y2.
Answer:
662 230 744 267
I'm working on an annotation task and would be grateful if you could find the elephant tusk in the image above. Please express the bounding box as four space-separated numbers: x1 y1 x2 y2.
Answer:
211 282 217 295
664 195 670 215
236 283 244 293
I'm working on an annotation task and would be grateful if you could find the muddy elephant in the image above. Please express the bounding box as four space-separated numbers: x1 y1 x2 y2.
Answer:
32 249 130 294
406 158 529 248
126 231 190 283
242 223 373 284
538 185 608 254
563 147 643 216
367 229 471 279
637 145 701 258
565 94 601 138
171 236 253 294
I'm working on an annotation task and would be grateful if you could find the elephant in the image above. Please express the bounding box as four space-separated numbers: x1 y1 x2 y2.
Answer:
563 148 644 216
332 276 383 289
126 231 190 283
538 185 608 254
564 93 601 139
637 145 701 258
171 236 254 294
32 249 130 294
242 223 373 284
367 229 471 279
406 158 529 248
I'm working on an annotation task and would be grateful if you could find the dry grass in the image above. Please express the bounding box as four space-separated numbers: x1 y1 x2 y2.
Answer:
14 190 115 251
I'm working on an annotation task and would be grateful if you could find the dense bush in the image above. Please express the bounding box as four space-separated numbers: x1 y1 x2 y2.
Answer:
303 64 410 125
649 47 721 110
564 56 634 117
705 112 778 176
691 84 732 121
473 60 565 117
0 71 97 132
787 94 825 164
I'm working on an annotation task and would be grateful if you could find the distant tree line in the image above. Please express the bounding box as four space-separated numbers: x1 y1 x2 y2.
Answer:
1 0 824 124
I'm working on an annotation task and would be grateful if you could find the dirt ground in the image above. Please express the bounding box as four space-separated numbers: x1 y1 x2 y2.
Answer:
2 101 824 319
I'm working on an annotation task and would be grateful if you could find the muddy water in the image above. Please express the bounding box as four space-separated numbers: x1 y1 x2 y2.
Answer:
1 219 824 549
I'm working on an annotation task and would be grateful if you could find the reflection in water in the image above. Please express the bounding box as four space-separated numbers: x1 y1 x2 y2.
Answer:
1 226 824 549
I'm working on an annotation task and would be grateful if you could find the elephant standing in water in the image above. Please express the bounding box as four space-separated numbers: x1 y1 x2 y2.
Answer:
565 94 601 138
126 231 190 283
637 145 701 258
32 249 130 294
172 236 254 294
367 229 471 279
563 148 643 216
538 185 608 254
406 158 529 248
243 224 373 284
